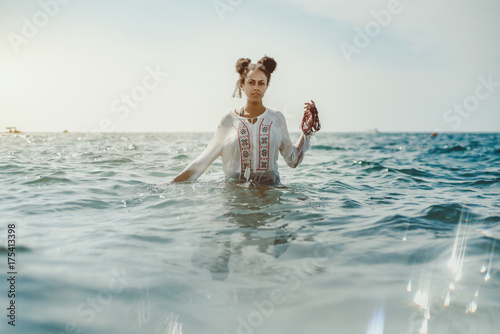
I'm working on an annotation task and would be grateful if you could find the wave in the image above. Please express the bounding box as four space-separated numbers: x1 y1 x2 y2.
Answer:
429 145 469 154
90 158 134 164
0 245 30 253
458 170 500 178
354 162 434 179
484 216 500 224
24 176 73 184
0 164 20 170
125 234 174 244
341 198 362 208
311 145 349 151
419 203 480 224
395 168 435 178
0 164 25 175
352 160 377 166
468 177 500 187
321 179 361 192
344 203 484 241
352 160 388 173
59 199 112 210
352 162 435 179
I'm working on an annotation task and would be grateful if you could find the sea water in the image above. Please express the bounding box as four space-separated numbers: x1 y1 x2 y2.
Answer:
0 132 499 334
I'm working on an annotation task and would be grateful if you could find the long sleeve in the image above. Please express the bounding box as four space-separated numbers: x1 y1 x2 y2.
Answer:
278 113 312 168
176 116 228 182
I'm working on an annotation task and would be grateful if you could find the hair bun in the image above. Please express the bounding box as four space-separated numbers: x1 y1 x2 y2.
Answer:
235 58 251 75
257 56 277 74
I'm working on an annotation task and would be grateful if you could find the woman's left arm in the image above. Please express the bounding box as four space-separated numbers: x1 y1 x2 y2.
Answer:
279 101 320 168
278 113 312 169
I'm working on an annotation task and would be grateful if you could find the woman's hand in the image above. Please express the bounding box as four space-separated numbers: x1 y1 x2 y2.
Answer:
171 169 194 183
301 100 321 135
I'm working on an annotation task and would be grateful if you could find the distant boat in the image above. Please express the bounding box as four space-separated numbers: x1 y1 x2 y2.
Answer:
6 127 21 133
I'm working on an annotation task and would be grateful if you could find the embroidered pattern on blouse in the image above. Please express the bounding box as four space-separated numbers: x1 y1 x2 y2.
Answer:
233 122 251 173
257 119 273 171
233 118 273 173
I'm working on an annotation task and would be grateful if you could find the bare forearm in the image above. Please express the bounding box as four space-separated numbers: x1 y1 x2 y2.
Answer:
171 169 194 182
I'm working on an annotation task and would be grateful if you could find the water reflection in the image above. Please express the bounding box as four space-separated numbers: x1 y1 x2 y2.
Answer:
191 181 295 281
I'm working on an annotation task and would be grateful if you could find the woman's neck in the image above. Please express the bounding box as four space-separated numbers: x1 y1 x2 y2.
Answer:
243 101 266 118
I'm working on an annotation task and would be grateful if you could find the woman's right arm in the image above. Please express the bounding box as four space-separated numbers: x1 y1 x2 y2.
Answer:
170 115 229 183
171 169 194 182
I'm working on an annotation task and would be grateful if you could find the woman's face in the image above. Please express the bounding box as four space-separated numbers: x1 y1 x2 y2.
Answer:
241 70 268 102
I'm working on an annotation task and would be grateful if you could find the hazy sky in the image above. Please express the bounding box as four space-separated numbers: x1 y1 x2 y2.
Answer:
1 0 499 133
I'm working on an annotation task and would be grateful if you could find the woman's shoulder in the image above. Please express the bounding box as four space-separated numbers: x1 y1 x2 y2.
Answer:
219 110 236 120
266 107 286 122
215 110 238 128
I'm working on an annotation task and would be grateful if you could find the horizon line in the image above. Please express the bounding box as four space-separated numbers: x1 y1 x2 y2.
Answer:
2 130 499 134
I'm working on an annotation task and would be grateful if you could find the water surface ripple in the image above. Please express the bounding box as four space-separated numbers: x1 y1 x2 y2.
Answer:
0 132 499 334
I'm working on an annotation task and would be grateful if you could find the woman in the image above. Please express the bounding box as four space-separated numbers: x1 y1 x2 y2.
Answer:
170 56 320 185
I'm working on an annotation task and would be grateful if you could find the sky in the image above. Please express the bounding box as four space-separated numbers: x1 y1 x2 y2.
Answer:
1 0 499 133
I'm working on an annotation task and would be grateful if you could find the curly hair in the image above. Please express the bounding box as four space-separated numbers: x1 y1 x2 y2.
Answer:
232 56 277 98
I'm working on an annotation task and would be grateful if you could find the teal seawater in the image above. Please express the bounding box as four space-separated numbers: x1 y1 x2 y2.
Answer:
0 132 499 334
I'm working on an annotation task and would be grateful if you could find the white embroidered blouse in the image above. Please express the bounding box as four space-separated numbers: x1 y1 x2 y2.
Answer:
178 107 312 185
